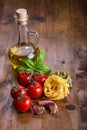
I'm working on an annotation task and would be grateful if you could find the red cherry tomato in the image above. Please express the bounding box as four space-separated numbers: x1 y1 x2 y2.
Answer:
14 95 32 112
33 73 47 86
28 81 43 99
11 85 27 99
17 71 31 87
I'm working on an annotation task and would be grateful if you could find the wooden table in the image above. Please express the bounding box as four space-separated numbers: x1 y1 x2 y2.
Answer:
0 0 87 130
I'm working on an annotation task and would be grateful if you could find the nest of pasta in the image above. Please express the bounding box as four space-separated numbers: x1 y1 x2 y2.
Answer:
44 75 69 100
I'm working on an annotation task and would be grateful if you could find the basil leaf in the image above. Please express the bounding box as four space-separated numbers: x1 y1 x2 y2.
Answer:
16 66 34 73
34 50 46 66
22 59 35 67
34 68 42 72
25 68 34 73
35 62 43 69
36 64 51 74
41 64 51 73
16 66 26 72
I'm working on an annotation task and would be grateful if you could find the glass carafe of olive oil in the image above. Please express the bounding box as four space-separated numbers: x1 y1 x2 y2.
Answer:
8 8 40 69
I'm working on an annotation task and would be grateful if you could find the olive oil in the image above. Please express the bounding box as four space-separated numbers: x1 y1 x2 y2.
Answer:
8 42 40 69
8 8 40 69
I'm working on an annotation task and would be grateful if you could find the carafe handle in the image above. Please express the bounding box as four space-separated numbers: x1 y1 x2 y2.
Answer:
28 29 39 46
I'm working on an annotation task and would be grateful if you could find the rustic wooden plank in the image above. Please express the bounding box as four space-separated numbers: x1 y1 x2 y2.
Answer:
0 56 6 83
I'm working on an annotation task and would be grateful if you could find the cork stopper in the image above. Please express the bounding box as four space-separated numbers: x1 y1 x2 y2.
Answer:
15 8 28 25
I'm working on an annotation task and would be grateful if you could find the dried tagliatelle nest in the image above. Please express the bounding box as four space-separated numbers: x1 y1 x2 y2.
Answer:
43 75 69 100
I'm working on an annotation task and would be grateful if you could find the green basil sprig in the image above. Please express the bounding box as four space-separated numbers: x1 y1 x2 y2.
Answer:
16 50 51 74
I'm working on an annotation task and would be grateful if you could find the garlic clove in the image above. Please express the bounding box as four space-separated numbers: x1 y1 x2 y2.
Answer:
31 104 45 115
38 100 58 114
44 102 58 114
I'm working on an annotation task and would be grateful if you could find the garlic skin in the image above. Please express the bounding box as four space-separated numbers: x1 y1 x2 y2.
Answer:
38 100 58 114
38 100 53 106
31 104 45 115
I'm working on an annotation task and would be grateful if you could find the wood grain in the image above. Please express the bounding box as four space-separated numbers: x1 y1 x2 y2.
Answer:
0 0 87 130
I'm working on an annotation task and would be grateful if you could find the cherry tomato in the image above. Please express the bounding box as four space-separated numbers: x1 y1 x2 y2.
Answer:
14 95 32 112
28 81 43 99
17 71 31 87
11 85 27 99
33 73 47 86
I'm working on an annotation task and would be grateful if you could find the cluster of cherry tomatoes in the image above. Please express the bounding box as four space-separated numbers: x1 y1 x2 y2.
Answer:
10 71 47 112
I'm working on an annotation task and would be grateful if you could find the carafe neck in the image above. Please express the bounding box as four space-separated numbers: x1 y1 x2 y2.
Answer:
14 8 29 46
17 23 29 45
